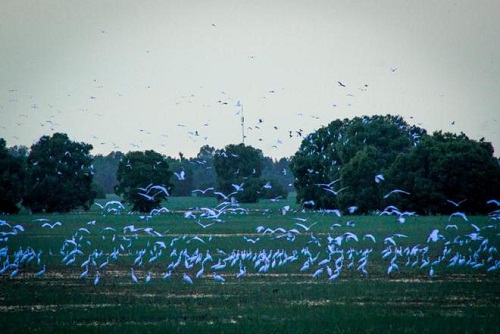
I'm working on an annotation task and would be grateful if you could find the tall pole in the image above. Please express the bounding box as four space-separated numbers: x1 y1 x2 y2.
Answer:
241 103 245 144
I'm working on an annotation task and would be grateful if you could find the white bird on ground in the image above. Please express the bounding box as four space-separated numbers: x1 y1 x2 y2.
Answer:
130 267 138 283
80 265 89 279
236 265 247 278
35 265 46 277
163 271 172 279
94 271 100 286
213 272 225 282
183 273 193 284
312 267 324 278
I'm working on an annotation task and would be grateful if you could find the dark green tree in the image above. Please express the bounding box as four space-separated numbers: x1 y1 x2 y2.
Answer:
0 139 26 213
7 145 29 158
23 133 95 213
387 132 500 214
213 144 264 203
115 150 173 212
339 146 381 213
190 145 217 195
290 115 425 211
92 151 124 194
167 157 194 196
262 156 293 196
259 179 289 200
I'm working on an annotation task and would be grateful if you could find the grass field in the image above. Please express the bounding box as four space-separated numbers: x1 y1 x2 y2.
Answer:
1 195 499 333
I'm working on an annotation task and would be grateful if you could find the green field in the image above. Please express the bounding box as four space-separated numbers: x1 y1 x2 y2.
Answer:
1 195 499 333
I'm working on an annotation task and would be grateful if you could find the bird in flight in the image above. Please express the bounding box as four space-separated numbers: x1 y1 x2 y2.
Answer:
486 199 500 206
174 170 185 181
192 187 214 195
323 187 348 196
374 174 385 183
41 221 62 229
338 81 346 87
196 220 215 229
384 189 410 199
446 199 467 207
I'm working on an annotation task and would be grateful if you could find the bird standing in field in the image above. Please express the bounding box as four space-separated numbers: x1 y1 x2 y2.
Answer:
131 267 138 283
94 271 100 286
35 265 46 277
183 273 193 285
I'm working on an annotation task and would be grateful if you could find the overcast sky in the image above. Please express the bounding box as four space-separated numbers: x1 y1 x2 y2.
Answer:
1 0 499 158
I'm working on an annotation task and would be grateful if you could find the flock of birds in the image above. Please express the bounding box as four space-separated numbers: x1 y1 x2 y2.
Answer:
0 184 499 286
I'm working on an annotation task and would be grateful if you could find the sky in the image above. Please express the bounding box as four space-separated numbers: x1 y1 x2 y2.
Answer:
1 0 499 159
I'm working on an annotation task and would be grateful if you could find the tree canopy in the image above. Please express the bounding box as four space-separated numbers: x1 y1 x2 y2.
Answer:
23 133 95 213
386 131 500 214
0 139 26 213
290 115 425 211
290 115 499 214
115 150 173 212
213 144 265 203
92 152 124 194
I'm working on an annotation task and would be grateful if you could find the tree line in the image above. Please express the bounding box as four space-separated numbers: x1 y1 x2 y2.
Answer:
0 134 293 214
1 114 499 214
290 115 500 215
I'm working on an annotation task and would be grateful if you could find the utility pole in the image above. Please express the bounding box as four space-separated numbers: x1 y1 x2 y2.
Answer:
241 103 245 144
237 100 244 144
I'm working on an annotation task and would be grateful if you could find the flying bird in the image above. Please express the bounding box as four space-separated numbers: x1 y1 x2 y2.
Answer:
486 199 500 206
295 221 317 231
446 199 467 207
41 222 62 229
383 189 411 199
174 170 185 181
323 187 348 196
192 187 214 195
196 220 215 229
448 212 468 222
